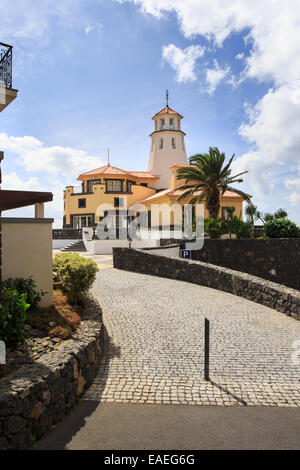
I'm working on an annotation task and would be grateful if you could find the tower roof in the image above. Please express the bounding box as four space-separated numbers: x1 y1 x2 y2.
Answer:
152 105 183 120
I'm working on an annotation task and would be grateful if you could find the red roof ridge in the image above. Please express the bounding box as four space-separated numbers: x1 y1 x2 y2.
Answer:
152 105 183 120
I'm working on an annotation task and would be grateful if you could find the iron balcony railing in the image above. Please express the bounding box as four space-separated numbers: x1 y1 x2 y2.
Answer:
53 228 83 239
0 42 13 89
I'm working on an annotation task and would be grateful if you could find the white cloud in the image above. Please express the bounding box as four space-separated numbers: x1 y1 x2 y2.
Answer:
232 83 300 197
2 172 42 191
285 177 300 207
205 60 230 94
0 0 102 40
85 23 103 35
162 44 205 83
1 171 65 224
0 133 104 178
119 0 300 219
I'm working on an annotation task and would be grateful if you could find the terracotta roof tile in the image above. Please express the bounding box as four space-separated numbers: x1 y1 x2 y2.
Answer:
128 171 158 179
78 165 158 181
139 188 244 204
152 106 183 120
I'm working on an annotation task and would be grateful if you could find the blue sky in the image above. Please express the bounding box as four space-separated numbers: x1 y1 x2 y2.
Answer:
1 0 299 226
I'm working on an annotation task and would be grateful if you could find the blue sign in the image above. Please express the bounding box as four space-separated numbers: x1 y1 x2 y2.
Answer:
181 249 191 259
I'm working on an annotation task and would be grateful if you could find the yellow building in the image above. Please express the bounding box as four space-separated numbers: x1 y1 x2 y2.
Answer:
64 101 244 229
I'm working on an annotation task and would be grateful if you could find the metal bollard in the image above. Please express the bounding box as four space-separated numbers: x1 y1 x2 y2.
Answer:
204 318 210 381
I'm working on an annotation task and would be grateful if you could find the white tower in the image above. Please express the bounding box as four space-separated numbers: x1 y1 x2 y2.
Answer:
148 92 188 189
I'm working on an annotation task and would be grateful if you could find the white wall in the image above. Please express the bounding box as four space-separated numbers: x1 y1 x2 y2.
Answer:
82 230 159 254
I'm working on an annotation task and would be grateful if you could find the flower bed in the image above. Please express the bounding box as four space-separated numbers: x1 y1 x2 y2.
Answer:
0 296 102 450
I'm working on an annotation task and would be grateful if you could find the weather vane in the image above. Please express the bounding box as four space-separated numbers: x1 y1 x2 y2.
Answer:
166 89 169 107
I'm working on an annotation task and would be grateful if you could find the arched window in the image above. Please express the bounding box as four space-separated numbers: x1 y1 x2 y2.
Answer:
159 138 163 149
172 138 176 149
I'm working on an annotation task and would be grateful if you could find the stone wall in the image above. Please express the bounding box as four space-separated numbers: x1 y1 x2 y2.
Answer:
113 248 300 319
0 300 102 450
189 239 300 291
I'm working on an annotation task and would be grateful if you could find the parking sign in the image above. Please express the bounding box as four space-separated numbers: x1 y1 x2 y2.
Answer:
181 249 191 259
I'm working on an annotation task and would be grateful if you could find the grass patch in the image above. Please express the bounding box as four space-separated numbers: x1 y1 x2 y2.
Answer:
27 290 82 339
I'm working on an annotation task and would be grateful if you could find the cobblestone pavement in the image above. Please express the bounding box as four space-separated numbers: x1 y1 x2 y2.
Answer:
83 263 300 407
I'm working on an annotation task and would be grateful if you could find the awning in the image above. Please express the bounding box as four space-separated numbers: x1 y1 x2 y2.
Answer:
0 190 53 211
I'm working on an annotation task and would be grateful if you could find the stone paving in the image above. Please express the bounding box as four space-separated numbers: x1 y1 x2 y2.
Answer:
83 259 300 406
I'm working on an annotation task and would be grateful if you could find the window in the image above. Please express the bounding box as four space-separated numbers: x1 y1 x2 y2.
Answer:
106 179 122 193
155 120 158 131
127 180 135 192
73 215 93 228
160 118 165 130
78 198 86 208
170 118 174 129
87 179 101 193
114 197 124 207
172 138 176 149
159 138 163 149
141 183 148 187
222 207 235 220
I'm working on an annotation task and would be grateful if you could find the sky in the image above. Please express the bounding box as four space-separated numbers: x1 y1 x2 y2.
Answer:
0 0 299 227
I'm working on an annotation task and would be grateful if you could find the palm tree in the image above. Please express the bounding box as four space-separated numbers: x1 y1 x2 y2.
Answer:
274 208 288 219
245 203 263 238
176 147 250 219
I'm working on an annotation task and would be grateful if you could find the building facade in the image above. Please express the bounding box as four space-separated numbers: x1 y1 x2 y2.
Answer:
64 102 244 229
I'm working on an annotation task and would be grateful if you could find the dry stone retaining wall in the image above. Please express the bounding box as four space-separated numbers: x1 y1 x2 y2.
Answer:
113 248 300 319
0 300 102 450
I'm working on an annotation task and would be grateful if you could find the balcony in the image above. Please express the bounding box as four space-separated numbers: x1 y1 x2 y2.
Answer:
0 42 18 112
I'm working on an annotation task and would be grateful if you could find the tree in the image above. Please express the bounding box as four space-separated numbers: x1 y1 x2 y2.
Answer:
245 203 264 238
176 147 250 219
274 208 288 219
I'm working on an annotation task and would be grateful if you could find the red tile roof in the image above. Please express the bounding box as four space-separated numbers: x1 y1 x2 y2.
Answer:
152 105 183 120
139 188 243 204
78 164 158 181
128 171 158 179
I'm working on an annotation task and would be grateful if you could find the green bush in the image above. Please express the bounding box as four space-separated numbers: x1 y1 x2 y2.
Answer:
1 277 46 310
227 216 252 239
204 217 223 238
0 287 30 347
53 253 99 305
264 218 300 238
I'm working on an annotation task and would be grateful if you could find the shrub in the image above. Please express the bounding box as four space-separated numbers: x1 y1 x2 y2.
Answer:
227 216 252 239
53 253 99 304
1 277 46 310
264 218 300 238
27 290 82 334
0 288 30 347
204 217 223 238
49 325 73 340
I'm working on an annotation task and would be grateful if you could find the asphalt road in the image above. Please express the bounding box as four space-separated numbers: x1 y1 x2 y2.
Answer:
35 402 300 450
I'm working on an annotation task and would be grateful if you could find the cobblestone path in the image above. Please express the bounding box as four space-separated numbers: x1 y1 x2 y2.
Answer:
83 265 300 406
